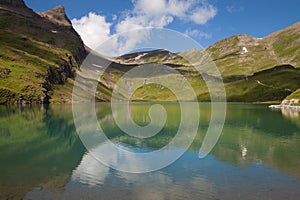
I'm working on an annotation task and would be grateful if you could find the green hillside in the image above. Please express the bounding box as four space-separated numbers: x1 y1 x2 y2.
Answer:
0 0 299 104
117 22 300 78
0 0 87 104
113 22 300 103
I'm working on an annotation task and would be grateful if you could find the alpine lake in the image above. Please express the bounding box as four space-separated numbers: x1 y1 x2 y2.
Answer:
0 103 299 200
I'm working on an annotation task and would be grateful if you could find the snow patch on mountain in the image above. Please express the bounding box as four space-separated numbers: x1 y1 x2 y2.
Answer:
241 47 248 54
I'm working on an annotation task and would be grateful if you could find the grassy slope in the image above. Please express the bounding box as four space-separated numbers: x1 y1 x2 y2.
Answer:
125 64 300 102
286 89 300 99
118 22 300 78
96 62 300 103
112 22 300 102
224 65 300 102
0 1 299 104
0 3 116 104
0 4 88 104
181 22 300 77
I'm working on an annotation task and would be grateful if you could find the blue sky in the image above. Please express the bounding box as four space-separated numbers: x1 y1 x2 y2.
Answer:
24 0 299 53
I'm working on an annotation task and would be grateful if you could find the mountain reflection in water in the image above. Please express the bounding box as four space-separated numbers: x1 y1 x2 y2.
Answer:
0 103 299 200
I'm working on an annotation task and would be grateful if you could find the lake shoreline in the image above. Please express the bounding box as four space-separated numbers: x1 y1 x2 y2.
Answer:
269 104 300 110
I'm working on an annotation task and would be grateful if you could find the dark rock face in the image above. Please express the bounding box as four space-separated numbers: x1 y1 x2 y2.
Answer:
0 0 26 7
0 0 37 17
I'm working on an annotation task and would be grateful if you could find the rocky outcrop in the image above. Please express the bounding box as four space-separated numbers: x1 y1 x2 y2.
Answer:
269 104 300 111
38 6 72 26
281 99 299 106
269 96 300 111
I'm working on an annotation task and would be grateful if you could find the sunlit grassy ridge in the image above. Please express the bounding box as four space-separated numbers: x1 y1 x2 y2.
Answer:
113 22 300 103
0 0 299 104
118 22 300 78
100 63 300 102
0 2 86 104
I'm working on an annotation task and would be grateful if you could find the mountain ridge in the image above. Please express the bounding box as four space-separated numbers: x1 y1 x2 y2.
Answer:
118 21 299 77
0 1 299 104
105 21 300 103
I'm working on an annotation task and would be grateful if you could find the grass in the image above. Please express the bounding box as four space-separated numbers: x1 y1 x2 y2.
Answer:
286 89 300 99
273 32 300 57
1 6 299 104
133 83 177 101
87 62 300 103
0 40 64 103
114 65 300 103
225 65 300 102
0 8 86 104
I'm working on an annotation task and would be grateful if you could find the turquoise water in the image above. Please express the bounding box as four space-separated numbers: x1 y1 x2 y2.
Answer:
0 103 299 199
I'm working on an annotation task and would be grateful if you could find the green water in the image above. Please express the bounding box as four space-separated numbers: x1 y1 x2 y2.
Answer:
0 103 299 199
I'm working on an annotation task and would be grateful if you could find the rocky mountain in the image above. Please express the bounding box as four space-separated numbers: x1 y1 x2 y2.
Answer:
0 0 299 104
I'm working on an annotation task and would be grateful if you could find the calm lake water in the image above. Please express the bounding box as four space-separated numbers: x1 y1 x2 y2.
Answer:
0 103 300 200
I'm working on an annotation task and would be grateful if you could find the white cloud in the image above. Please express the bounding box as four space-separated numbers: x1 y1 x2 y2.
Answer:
128 0 217 27
112 14 117 21
72 0 218 56
71 12 112 49
167 0 194 18
133 0 167 16
190 4 217 25
99 28 151 56
185 29 211 40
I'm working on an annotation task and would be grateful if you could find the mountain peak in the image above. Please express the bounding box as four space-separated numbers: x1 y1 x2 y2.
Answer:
38 5 71 26
50 5 66 14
